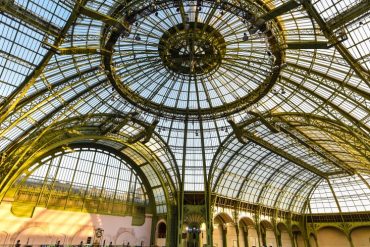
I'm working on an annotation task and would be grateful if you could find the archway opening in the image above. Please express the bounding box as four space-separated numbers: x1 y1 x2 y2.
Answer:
277 223 291 247
213 213 234 247
239 217 257 247
351 226 370 247
158 222 167 239
292 226 304 247
260 221 276 247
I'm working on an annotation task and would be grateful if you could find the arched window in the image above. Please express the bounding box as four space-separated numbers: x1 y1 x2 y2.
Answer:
10 147 149 215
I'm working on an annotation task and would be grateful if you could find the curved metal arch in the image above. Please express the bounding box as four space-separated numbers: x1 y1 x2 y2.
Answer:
289 126 370 168
287 62 370 101
239 216 256 227
233 151 273 201
256 159 301 207
260 219 274 229
0 0 88 122
37 113 182 187
0 77 108 142
0 131 177 212
214 212 234 224
287 176 322 214
315 225 348 234
276 222 289 231
349 225 370 236
281 76 370 134
9 143 157 215
266 112 370 164
0 118 179 205
211 141 246 192
266 112 369 144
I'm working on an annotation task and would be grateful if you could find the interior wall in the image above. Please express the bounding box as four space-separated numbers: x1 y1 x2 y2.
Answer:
212 223 224 247
0 202 152 246
226 224 238 247
309 235 317 247
295 232 305 247
317 227 350 247
280 230 292 247
350 227 370 247
247 227 259 247
265 228 276 247
236 225 258 247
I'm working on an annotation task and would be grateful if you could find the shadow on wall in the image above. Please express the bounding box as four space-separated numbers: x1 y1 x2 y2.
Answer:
239 217 258 247
0 231 9 245
317 227 350 247
351 226 370 247
115 231 136 246
277 222 292 247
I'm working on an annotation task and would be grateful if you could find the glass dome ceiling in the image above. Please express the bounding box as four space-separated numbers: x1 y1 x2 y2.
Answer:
0 0 369 215
105 1 282 119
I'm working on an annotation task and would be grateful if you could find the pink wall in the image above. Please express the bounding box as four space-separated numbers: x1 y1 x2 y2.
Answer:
0 202 152 246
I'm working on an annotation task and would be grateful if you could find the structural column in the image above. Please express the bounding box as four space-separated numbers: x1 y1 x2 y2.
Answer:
222 223 228 247
242 226 249 247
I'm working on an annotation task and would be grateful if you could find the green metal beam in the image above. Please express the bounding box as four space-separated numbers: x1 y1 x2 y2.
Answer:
228 120 327 178
286 41 329 49
301 0 370 87
261 0 301 22
15 67 98 112
327 0 370 30
248 0 301 34
248 111 280 133
127 120 159 144
287 63 370 100
278 125 354 175
57 47 111 56
0 79 106 141
0 0 87 125
282 76 370 135
242 130 327 178
79 5 129 31
0 0 61 36
103 112 138 134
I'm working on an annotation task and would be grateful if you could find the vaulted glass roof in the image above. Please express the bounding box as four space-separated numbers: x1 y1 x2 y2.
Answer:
0 0 369 215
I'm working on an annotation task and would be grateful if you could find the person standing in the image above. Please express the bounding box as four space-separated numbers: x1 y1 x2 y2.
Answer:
15 240 21 247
